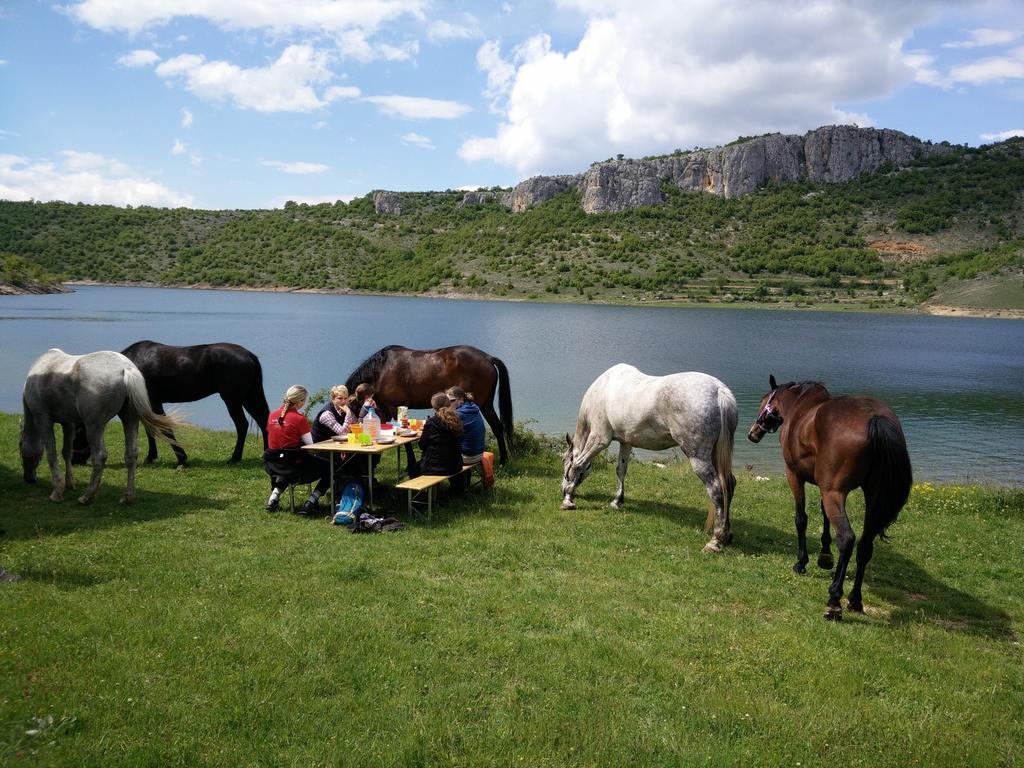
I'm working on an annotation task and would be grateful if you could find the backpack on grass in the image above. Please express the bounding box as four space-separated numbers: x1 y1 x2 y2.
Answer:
333 481 364 526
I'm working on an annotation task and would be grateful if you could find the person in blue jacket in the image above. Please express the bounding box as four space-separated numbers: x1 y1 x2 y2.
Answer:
446 385 485 464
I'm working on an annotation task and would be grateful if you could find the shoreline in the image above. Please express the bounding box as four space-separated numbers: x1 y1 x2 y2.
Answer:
61 280 1024 320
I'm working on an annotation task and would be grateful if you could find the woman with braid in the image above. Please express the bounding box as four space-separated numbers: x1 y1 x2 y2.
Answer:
265 385 330 515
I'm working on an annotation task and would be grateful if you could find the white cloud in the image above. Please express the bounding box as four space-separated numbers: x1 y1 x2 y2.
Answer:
324 85 362 101
949 46 1024 84
0 151 192 207
170 139 187 155
428 18 478 42
364 94 471 119
903 50 951 89
261 160 330 174
943 28 1022 49
67 0 427 36
117 49 160 68
400 131 435 149
459 0 939 176
980 128 1024 142
313 120 328 129
181 107 193 127
0 59 7 66
155 45 333 112
271 193 357 207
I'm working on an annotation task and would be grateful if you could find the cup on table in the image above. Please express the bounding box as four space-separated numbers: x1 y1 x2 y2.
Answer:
347 433 356 444
351 424 362 435
359 433 372 446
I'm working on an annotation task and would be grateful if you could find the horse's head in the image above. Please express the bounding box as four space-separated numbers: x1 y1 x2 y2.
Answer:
561 434 592 507
19 421 42 484
748 374 785 443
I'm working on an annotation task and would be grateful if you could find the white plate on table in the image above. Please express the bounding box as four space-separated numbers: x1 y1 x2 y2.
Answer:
396 428 417 437
376 435 395 444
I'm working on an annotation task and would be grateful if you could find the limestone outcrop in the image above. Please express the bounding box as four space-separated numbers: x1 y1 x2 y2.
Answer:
370 126 952 216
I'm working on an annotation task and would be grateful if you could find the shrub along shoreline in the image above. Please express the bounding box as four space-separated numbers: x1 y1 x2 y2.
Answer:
1 415 1021 765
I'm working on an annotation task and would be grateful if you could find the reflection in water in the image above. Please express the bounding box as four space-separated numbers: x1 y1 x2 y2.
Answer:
1 286 1022 484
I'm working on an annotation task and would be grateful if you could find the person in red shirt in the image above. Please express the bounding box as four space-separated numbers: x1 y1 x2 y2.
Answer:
265 385 330 514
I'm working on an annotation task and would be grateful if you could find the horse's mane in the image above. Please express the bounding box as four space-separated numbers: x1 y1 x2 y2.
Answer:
781 380 829 398
345 345 400 391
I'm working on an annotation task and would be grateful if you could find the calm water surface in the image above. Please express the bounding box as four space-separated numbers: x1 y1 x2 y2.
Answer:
2 286 1022 485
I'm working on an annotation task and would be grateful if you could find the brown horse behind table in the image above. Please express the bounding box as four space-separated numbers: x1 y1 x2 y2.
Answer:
345 345 514 464
747 375 912 621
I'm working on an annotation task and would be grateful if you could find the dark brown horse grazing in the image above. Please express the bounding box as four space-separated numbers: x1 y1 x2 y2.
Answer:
747 375 912 621
120 341 270 466
345 345 514 464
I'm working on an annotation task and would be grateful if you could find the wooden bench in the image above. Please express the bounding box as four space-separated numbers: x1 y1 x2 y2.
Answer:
395 464 480 519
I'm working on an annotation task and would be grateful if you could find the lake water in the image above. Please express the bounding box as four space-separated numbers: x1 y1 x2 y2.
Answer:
2 285 1022 485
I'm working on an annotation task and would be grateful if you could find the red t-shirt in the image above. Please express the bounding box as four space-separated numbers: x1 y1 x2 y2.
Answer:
268 406 311 449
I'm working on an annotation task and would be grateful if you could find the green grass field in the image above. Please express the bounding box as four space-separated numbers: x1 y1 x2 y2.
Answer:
1 414 1021 766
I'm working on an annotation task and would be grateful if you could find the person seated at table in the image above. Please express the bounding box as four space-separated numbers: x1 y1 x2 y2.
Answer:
355 382 378 420
265 384 331 515
310 384 356 443
446 385 485 465
404 392 465 487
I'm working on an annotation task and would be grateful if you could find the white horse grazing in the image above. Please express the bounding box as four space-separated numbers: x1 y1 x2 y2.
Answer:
20 349 185 505
561 364 738 552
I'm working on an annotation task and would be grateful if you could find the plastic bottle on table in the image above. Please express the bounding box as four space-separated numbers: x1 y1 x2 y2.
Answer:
362 407 381 440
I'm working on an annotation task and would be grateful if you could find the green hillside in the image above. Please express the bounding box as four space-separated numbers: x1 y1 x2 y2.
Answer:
1 138 1022 312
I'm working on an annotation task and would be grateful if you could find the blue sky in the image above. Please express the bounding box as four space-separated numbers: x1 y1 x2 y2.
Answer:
1 0 1022 209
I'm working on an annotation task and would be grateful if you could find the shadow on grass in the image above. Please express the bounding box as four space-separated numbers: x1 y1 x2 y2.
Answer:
0 463 226 543
867 547 1016 641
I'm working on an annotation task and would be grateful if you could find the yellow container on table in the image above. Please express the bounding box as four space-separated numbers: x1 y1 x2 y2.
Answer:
346 433 356 444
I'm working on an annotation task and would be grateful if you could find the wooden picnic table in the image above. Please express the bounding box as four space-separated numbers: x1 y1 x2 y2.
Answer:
303 430 420 513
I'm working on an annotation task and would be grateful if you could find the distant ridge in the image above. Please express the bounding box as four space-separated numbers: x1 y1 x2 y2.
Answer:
373 125 954 215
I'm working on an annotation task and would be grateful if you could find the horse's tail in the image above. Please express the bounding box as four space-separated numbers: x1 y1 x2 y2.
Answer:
248 351 270 424
491 355 514 451
864 415 912 540
122 364 185 445
706 386 738 533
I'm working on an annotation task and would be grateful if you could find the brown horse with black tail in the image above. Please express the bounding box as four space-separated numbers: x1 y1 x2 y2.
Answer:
345 345 514 464
748 375 912 621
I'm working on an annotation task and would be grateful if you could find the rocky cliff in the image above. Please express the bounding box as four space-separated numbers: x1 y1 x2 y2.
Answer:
372 125 952 215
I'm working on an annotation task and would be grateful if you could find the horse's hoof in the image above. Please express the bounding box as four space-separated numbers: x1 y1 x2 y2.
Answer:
824 605 843 621
817 553 834 570
175 464 187 472
144 457 156 465
610 500 623 510
847 600 864 613
48 491 64 503
77 495 93 506
793 562 807 575
702 539 723 554
227 457 241 464
560 500 576 511
120 494 136 505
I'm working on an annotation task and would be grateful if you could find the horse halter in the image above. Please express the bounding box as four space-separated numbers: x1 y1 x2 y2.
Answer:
755 390 784 434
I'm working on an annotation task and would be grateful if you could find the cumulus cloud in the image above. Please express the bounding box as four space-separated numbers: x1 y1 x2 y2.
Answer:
0 151 192 207
943 28 1022 49
181 107 193 127
66 0 427 36
949 46 1024 84
459 0 938 175
364 95 471 119
155 45 333 112
400 131 435 149
261 160 330 174
980 128 1024 142
170 139 186 155
117 49 160 67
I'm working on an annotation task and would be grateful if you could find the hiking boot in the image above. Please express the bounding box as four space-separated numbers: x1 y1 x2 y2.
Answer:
265 497 280 512
299 499 319 516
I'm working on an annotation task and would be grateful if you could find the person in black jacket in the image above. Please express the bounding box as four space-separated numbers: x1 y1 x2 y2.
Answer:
405 392 464 483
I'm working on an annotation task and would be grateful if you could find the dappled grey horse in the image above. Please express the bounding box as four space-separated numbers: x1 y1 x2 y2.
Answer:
561 364 738 552
20 349 184 504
